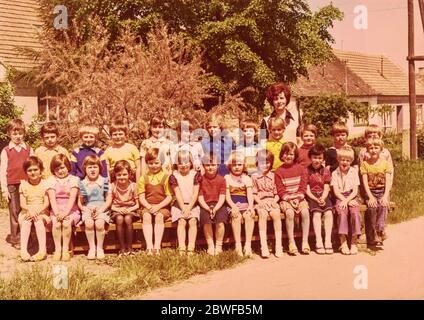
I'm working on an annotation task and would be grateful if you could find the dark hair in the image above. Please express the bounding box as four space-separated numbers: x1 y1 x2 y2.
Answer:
6 119 25 134
256 150 274 168
109 119 128 136
112 160 134 182
308 143 326 159
82 155 103 174
266 82 291 106
279 142 299 161
40 121 59 137
23 156 44 173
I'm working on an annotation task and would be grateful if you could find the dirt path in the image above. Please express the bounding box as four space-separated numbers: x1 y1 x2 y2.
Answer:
137 216 424 300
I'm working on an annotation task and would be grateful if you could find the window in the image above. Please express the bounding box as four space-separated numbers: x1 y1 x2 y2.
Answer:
417 105 423 125
353 102 369 127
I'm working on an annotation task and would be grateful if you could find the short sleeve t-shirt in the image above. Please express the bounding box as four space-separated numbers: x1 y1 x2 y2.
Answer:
224 174 253 197
265 138 285 171
104 143 140 170
35 145 70 179
307 165 331 193
111 182 138 207
169 170 201 203
19 179 48 205
199 173 226 203
137 170 171 196
251 171 277 200
360 159 392 190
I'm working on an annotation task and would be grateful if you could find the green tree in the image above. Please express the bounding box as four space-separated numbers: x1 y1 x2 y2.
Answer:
39 0 342 96
0 75 23 144
300 94 369 137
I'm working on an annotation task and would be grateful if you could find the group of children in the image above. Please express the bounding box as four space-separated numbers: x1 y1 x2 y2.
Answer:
0 85 393 262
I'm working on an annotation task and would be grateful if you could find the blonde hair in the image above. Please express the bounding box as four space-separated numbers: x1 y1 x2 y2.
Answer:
364 124 383 138
268 117 286 130
336 146 354 161
365 138 384 149
331 121 349 136
79 125 99 138
226 151 246 172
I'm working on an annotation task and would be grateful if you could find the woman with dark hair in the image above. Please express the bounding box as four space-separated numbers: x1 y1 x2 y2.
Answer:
260 82 298 143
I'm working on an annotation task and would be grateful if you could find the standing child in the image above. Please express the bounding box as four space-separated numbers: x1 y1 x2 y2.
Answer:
225 152 255 257
18 156 50 261
70 126 108 179
169 151 202 255
252 150 282 258
198 154 228 255
170 120 204 173
138 148 173 255
46 154 80 261
275 142 310 256
140 117 172 176
325 121 358 172
110 160 140 256
297 124 317 168
104 119 141 181
236 119 261 176
330 146 361 255
358 125 393 167
265 118 285 172
35 121 70 179
305 144 334 255
201 115 235 177
360 138 392 247
78 155 112 260
0 119 33 249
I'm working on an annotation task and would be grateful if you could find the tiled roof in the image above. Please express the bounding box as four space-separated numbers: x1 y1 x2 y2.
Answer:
334 49 424 96
0 0 42 71
293 55 376 97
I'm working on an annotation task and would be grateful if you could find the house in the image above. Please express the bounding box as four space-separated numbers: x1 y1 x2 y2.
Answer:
0 0 43 123
293 49 424 136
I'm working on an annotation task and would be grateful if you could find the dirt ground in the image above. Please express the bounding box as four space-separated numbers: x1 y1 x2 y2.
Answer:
137 216 424 300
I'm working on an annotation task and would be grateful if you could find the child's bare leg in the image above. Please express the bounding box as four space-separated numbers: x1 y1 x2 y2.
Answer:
153 213 165 250
300 209 310 249
243 215 254 255
323 210 333 249
62 219 72 253
215 222 225 254
203 224 215 254
20 220 32 257
257 209 269 252
115 214 125 251
270 209 282 255
51 217 62 256
313 212 323 248
231 216 242 255
124 215 134 251
34 220 47 254
177 219 187 250
142 212 153 250
187 218 197 252
95 219 106 254
85 218 96 257
285 209 295 245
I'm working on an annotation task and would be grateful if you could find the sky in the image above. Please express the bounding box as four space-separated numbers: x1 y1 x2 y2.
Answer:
310 0 424 72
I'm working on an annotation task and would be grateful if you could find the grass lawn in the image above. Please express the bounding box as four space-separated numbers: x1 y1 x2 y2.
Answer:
0 250 245 300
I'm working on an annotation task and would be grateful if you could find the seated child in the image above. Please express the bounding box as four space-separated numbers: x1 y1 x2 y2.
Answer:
225 151 255 257
78 155 112 260
110 160 140 256
169 150 202 255
198 154 228 255
46 154 80 261
138 148 173 255
330 146 361 255
360 138 392 247
252 150 282 258
18 156 50 262
305 144 333 254
275 142 310 256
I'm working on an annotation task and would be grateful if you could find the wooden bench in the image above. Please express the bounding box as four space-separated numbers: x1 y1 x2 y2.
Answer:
69 202 396 253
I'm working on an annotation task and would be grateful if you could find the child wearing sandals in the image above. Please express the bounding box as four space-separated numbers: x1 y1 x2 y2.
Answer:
275 142 310 256
46 154 80 261
110 160 140 256
225 151 255 257
198 154 228 256
252 150 282 258
169 150 202 255
18 156 50 262
138 148 173 255
78 155 112 260
330 146 361 255
305 144 334 255
360 138 392 247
